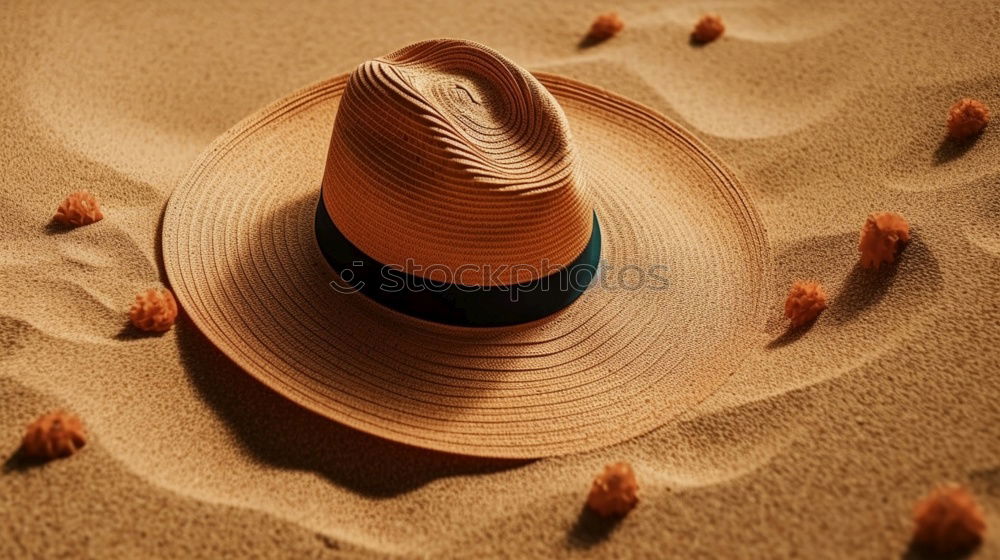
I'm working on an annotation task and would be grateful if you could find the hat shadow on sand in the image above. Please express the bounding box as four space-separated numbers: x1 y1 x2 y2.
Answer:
176 322 530 498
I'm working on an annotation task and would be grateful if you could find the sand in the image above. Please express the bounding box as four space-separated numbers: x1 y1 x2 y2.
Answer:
1 0 998 558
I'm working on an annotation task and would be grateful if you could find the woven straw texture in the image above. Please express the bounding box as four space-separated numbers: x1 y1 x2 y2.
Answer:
162 40 771 458
323 40 593 286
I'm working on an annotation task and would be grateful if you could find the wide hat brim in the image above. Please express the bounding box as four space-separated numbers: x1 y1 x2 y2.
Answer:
162 71 771 458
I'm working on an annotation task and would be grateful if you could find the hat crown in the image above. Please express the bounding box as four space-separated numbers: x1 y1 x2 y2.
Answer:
321 39 593 286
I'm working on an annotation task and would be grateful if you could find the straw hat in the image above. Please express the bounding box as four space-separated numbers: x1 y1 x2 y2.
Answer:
162 39 770 458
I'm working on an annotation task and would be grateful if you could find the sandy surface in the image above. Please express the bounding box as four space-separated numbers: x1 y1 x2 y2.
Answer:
2 0 999 558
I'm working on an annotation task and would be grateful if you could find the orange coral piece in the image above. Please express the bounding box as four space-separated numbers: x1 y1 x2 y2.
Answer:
53 190 104 227
692 14 725 43
912 484 985 555
586 462 639 517
21 410 87 460
784 281 828 328
947 98 989 139
859 212 910 269
129 288 178 332
588 12 624 42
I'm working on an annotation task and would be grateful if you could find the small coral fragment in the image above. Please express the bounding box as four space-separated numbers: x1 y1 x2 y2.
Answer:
588 12 624 42
912 484 985 555
784 281 828 328
129 288 178 332
22 410 87 460
858 212 910 269
947 98 989 139
53 190 104 227
586 462 639 517
692 14 725 43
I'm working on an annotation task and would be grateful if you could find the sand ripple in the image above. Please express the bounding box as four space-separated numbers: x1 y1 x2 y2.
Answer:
961 173 1000 256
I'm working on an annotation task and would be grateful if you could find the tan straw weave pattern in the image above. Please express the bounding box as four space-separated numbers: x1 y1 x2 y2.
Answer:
323 40 592 285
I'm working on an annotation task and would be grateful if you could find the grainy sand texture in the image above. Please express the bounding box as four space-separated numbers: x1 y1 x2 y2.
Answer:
2 1 999 558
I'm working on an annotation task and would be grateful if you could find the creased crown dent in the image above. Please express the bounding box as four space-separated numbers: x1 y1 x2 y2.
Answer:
322 39 594 286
